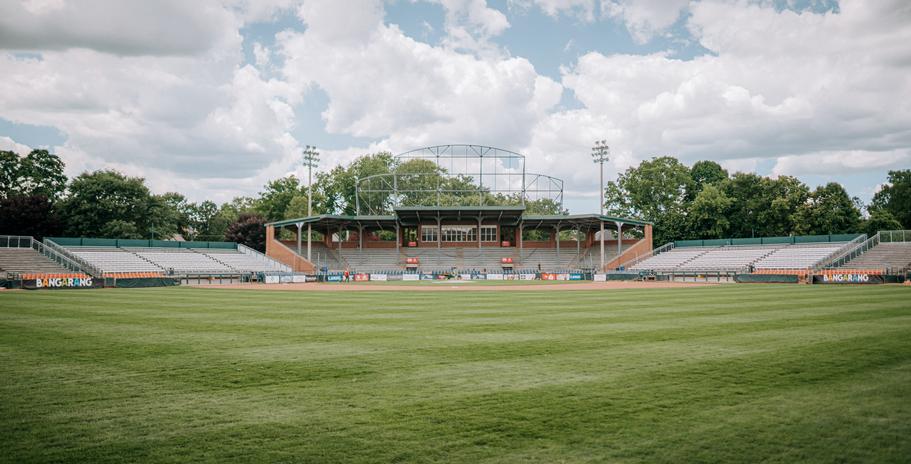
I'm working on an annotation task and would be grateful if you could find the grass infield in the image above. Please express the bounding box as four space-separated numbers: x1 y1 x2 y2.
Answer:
1 285 909 463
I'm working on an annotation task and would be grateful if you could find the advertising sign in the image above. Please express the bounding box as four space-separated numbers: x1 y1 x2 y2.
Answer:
25 276 102 289
814 273 884 284
472 273 487 280
280 275 294 283
569 273 583 281
487 273 504 280
326 274 343 282
354 273 370 282
520 273 536 280
371 274 388 281
291 275 308 283
593 273 606 282
403 274 419 281
420 273 435 280
264 275 280 284
540 273 556 281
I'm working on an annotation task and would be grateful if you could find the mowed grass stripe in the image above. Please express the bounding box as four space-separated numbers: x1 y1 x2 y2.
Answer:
1 285 909 463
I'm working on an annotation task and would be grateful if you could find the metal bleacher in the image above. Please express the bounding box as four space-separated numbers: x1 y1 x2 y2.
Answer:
56 239 289 276
630 239 855 273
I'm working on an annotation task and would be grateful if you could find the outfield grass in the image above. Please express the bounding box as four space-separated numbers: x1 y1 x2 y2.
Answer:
1 285 909 463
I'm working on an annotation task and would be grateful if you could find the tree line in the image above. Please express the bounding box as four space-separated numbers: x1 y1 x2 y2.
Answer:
604 157 909 246
2 149 908 250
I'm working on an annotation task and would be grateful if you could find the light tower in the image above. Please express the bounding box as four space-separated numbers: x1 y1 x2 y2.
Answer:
302 145 320 261
591 140 610 270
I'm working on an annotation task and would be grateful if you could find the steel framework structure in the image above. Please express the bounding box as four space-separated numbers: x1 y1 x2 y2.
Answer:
355 144 564 215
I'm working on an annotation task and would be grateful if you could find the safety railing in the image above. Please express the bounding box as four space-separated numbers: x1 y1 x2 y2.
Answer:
237 243 292 272
822 232 879 270
43 239 103 276
0 235 100 277
813 233 868 270
879 230 911 243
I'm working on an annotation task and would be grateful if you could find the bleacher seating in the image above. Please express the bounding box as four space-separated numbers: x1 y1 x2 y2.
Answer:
0 248 70 276
192 248 290 273
679 246 779 271
631 241 851 273
753 243 845 270
63 244 288 275
839 242 911 272
67 247 164 274
126 248 236 275
630 248 712 271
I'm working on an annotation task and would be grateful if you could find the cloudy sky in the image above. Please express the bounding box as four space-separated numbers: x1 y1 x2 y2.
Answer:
1 0 909 213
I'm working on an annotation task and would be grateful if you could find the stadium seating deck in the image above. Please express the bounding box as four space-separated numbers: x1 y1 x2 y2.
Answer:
0 248 71 276
631 242 850 273
839 242 911 272
61 243 289 276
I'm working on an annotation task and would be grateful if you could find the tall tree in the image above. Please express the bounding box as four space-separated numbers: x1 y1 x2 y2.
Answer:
870 170 911 228
862 210 903 237
0 149 67 201
604 156 693 245
60 170 156 238
256 176 303 222
793 182 862 235
688 160 728 199
686 184 733 239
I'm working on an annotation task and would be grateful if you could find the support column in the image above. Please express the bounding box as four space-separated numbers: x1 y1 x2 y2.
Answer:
477 217 482 249
616 221 623 257
307 223 312 262
296 222 303 255
555 225 561 259
358 225 364 252
599 220 605 270
518 223 524 258
436 217 441 250
395 223 400 253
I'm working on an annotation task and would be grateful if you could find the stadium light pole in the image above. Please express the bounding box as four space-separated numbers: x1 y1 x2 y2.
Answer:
302 145 320 262
592 140 610 270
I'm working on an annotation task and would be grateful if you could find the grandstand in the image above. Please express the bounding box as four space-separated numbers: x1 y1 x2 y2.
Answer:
628 235 861 274
827 231 911 273
266 145 653 274
47 238 289 277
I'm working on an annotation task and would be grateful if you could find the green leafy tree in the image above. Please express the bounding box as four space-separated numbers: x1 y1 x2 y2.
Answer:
793 182 862 235
0 149 67 201
60 170 156 238
870 170 911 228
688 160 728 199
256 176 303 222
862 210 903 236
604 156 693 245
686 184 733 239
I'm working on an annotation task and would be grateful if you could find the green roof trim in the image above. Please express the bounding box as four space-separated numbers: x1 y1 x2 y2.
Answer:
269 210 650 228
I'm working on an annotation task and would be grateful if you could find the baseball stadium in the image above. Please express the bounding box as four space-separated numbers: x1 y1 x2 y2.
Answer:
1 145 910 462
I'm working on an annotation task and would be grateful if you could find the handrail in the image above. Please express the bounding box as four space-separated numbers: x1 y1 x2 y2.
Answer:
43 239 104 276
618 241 675 269
879 230 911 243
819 233 876 270
237 243 292 272
813 233 868 270
37 239 102 276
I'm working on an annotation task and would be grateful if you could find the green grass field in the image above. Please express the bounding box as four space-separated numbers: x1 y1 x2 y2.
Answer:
1 285 909 463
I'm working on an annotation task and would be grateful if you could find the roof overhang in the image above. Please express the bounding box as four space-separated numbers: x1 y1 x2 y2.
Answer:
393 206 526 225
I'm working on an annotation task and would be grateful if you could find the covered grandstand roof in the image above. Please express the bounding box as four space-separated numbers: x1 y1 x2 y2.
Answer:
268 208 650 230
